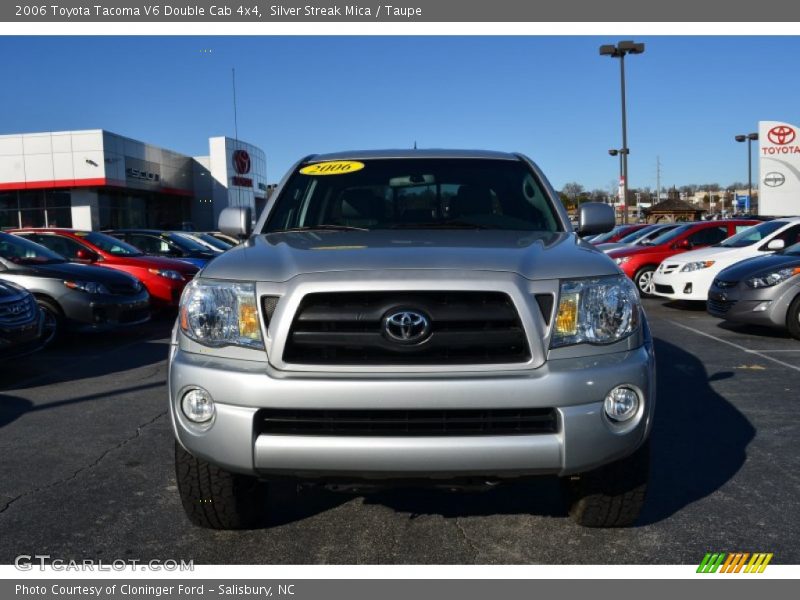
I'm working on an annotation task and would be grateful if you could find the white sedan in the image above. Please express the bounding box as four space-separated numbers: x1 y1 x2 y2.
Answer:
651 218 800 301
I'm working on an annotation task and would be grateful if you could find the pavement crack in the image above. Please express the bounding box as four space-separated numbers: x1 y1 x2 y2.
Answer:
0 410 168 516
453 517 481 560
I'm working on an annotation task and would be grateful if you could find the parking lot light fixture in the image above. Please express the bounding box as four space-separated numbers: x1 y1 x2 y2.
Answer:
735 132 759 206
600 41 645 224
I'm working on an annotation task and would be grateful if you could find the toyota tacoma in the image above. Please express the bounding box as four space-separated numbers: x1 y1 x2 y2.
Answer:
169 150 655 529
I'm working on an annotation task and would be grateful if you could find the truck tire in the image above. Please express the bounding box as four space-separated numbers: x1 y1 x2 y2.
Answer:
174 441 268 529
563 439 649 528
787 294 800 341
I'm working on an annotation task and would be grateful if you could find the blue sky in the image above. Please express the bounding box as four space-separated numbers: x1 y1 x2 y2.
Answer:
0 36 797 191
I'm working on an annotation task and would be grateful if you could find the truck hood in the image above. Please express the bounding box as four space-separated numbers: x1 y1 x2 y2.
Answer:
200 230 620 282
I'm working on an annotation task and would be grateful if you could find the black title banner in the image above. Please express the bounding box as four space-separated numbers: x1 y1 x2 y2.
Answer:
3 0 800 22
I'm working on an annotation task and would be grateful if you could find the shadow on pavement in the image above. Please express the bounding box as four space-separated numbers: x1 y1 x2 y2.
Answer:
638 338 756 525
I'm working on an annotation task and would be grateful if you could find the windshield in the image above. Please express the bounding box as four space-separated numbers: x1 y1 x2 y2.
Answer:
167 233 216 253
648 224 694 246
786 241 800 256
81 232 143 256
191 233 232 251
717 220 786 248
591 225 635 244
0 232 66 265
617 224 660 244
264 158 561 233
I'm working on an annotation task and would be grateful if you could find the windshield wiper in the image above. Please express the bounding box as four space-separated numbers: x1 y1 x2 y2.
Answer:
271 225 369 233
389 221 491 230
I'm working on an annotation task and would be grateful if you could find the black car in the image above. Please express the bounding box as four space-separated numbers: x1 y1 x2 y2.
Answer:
103 229 218 269
0 279 46 359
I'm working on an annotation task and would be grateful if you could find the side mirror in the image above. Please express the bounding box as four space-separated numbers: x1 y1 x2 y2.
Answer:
219 207 253 239
576 203 615 237
766 238 785 251
75 248 99 262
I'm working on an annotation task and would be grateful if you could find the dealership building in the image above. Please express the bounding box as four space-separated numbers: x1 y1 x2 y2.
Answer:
0 129 268 231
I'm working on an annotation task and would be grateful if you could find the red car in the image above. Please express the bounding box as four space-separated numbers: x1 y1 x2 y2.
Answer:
11 229 198 307
607 220 760 297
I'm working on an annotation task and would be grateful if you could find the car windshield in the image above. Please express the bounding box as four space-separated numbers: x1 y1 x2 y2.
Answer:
716 220 786 248
591 225 634 244
784 241 800 256
617 224 660 244
647 224 694 246
167 233 216 253
264 158 561 233
0 232 66 265
191 233 232 251
81 232 144 256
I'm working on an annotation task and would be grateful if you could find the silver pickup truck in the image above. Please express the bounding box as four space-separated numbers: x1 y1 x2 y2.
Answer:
169 150 655 529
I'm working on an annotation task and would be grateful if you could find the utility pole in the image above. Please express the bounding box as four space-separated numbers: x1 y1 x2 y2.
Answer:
656 156 661 205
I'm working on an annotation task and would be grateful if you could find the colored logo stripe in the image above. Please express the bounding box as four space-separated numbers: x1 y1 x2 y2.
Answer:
698 552 773 573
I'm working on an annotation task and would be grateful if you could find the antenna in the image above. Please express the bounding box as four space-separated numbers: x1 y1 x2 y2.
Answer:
656 156 662 204
413 140 417 149
232 67 239 142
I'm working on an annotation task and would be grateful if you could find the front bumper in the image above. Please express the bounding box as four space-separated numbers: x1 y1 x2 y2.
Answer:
169 339 656 479
60 290 151 331
652 268 715 301
0 310 45 359
708 281 800 328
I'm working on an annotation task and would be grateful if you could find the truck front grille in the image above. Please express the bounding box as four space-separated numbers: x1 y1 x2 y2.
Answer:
256 408 558 436
281 291 531 365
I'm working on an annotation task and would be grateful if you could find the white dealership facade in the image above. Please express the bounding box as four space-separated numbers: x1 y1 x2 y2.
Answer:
0 129 268 231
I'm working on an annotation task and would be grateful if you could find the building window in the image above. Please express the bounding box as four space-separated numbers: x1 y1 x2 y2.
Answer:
0 190 73 229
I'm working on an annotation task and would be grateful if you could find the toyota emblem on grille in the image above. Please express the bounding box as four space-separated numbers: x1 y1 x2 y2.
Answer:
383 310 431 344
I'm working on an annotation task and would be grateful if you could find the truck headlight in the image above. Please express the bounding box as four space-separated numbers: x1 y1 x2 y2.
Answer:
680 261 715 272
179 279 263 349
551 275 640 348
745 267 800 288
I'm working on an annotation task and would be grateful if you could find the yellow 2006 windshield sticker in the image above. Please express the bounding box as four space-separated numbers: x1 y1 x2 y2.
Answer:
299 161 365 176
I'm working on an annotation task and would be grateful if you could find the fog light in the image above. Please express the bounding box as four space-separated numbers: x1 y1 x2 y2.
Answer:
753 301 771 313
181 388 215 423
604 386 639 422
683 283 693 294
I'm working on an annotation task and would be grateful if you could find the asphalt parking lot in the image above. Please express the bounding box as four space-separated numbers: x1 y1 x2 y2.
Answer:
0 300 798 565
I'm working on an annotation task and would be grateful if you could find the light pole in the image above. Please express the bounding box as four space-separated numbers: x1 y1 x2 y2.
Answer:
600 41 645 224
609 148 629 222
735 132 758 211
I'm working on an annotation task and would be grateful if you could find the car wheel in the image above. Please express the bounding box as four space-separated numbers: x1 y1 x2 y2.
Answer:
36 298 63 347
174 441 268 530
563 439 649 528
634 266 656 298
787 294 800 341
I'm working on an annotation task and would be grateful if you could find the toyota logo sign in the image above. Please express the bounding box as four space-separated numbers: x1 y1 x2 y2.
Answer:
232 149 251 175
763 172 786 187
767 125 796 146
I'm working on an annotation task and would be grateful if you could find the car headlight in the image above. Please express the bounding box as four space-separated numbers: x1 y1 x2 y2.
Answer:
745 267 800 289
614 256 631 265
179 279 262 349
63 280 111 294
680 261 715 272
551 275 640 348
149 268 184 281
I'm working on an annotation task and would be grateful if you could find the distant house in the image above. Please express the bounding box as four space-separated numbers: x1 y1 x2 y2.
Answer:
643 198 707 223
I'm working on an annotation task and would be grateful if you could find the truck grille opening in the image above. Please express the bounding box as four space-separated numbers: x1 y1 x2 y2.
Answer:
281 291 531 365
256 408 558 437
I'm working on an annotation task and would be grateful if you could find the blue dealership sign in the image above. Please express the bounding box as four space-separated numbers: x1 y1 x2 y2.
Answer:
736 195 750 211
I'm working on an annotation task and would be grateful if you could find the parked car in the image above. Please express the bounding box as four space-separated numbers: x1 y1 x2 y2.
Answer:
0 232 150 342
104 229 217 269
607 220 760 297
708 241 800 339
0 279 46 359
170 149 654 530
651 218 800 302
588 223 649 244
11 229 198 308
595 223 680 254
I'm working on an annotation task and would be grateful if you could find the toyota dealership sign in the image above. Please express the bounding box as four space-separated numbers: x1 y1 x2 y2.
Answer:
759 120 800 215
